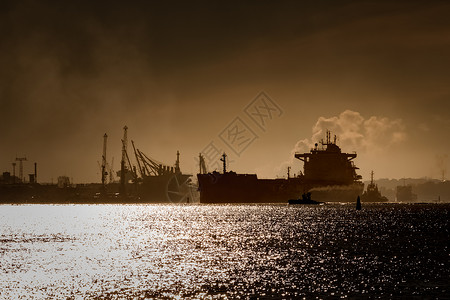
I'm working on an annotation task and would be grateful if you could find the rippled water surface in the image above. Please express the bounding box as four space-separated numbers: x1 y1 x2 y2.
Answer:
0 203 449 299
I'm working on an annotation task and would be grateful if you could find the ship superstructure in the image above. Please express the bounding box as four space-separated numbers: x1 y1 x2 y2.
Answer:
295 131 361 186
294 131 363 202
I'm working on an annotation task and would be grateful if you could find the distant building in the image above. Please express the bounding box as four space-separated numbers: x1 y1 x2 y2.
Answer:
396 185 417 202
0 172 20 184
57 176 71 188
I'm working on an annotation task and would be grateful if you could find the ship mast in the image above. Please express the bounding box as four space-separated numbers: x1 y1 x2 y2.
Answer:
220 153 227 174
175 151 180 174
101 133 108 194
120 126 128 195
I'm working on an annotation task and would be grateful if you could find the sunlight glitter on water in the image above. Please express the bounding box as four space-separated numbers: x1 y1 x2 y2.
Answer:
0 203 449 298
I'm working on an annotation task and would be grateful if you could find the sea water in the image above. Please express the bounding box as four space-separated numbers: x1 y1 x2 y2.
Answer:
0 203 448 299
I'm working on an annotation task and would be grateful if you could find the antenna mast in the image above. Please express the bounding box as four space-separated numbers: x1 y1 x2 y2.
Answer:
120 126 128 195
101 133 108 192
220 153 227 174
175 151 180 173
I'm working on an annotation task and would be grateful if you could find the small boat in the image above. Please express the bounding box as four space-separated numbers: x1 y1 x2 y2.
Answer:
361 171 388 202
288 192 323 205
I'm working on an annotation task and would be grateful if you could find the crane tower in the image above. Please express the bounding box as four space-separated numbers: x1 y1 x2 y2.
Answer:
120 126 128 195
101 134 108 191
15 157 27 183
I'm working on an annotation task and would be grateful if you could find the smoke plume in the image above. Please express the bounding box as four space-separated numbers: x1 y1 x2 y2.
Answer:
293 110 406 154
279 110 407 178
436 154 448 181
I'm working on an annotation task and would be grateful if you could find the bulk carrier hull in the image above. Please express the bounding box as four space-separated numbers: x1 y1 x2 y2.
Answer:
197 172 305 203
197 131 365 204
197 173 364 203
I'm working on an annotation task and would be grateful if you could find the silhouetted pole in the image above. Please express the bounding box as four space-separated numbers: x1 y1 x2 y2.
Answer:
220 153 227 174
120 126 128 196
356 195 362 210
15 157 27 183
175 151 180 173
101 133 108 195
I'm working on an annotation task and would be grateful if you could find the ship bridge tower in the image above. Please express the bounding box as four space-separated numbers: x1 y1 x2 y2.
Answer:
294 131 360 185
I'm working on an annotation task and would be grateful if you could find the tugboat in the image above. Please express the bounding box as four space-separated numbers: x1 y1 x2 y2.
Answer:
288 192 323 205
361 171 388 202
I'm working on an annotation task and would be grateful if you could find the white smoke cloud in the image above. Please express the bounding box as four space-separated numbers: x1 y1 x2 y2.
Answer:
279 110 407 178
293 110 406 154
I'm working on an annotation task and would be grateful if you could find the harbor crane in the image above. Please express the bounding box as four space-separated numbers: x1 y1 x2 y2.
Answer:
15 157 27 183
101 134 108 193
120 126 128 195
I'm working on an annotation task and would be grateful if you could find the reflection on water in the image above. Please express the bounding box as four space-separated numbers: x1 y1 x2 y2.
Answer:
0 204 449 298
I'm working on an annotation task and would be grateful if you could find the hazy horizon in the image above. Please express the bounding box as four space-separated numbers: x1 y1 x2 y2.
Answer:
1 1 449 183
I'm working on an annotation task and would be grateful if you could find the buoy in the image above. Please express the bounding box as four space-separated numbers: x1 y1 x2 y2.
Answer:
356 195 362 210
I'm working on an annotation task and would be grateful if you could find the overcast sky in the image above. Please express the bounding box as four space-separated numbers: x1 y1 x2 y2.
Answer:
1 0 449 183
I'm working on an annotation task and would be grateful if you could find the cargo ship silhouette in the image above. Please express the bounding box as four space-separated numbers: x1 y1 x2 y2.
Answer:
197 131 364 203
